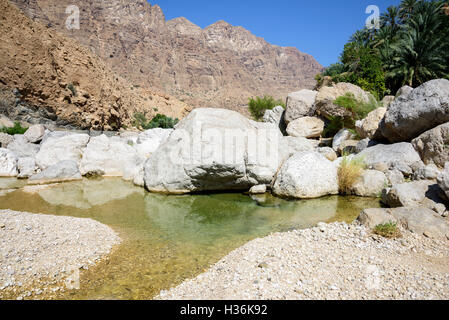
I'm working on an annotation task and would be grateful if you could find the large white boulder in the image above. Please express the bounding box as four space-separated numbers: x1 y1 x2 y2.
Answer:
144 108 283 194
79 134 143 180
133 128 173 159
35 133 90 170
272 151 339 199
0 148 18 177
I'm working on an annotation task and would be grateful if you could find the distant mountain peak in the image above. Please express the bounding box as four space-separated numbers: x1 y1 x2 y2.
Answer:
10 0 323 115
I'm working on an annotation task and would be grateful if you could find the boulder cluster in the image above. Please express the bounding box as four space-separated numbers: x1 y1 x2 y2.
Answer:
1 79 448 239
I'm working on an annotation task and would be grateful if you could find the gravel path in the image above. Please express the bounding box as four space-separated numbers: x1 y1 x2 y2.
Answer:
0 209 121 299
157 222 449 300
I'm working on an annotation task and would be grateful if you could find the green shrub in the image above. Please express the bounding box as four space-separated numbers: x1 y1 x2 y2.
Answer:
145 114 179 129
132 112 178 130
338 156 366 195
373 222 402 239
334 93 379 120
248 95 285 121
0 122 28 135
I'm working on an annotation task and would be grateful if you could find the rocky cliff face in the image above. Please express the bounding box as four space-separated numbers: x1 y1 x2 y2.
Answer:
0 0 191 130
10 0 324 115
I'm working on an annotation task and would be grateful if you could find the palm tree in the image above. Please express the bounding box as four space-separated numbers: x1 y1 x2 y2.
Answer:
349 29 371 47
399 0 419 19
381 6 401 29
388 1 449 86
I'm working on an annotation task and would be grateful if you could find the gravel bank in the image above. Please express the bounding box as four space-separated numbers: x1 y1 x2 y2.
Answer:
157 222 449 300
0 209 121 299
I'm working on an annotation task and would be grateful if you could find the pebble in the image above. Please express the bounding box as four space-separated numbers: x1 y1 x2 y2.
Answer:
0 209 121 299
157 222 449 300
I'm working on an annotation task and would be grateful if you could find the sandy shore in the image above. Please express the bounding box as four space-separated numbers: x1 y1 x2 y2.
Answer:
0 209 121 300
157 222 449 300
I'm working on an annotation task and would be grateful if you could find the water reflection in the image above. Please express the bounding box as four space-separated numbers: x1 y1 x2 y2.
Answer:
0 178 381 299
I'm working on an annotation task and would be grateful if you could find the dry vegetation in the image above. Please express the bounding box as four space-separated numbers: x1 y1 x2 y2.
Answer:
338 156 366 195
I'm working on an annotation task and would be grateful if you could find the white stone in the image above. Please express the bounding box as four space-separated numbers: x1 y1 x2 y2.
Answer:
273 151 339 199
35 134 90 170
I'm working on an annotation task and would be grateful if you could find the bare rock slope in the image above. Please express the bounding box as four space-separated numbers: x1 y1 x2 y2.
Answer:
10 0 324 114
0 0 191 130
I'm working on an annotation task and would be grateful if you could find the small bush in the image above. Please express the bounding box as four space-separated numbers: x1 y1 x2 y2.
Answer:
338 156 366 195
373 222 402 239
248 95 285 121
145 114 179 129
132 112 178 130
334 93 379 121
0 122 28 135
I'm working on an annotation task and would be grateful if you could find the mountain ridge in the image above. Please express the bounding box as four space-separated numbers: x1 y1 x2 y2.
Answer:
9 0 324 115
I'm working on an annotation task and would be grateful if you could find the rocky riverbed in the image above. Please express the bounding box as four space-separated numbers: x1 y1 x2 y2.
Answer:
0 209 121 300
157 222 449 300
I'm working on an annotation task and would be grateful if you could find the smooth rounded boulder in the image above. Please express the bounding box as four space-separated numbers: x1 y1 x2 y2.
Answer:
356 142 422 169
380 79 449 142
412 122 449 169
24 124 45 143
286 116 324 138
272 151 339 199
284 90 317 124
144 108 283 194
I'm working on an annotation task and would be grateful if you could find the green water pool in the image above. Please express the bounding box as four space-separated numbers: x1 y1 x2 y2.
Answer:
0 178 381 299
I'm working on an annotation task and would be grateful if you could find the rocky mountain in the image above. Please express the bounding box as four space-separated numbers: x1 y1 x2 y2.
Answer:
0 0 191 130
9 0 324 114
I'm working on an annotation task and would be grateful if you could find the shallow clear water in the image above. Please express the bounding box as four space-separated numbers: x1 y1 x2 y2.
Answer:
0 178 381 300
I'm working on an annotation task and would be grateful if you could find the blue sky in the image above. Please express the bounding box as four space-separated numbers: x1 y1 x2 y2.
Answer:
152 0 401 67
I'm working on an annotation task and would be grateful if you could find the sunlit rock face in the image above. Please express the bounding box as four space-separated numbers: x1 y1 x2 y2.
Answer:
144 108 284 194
